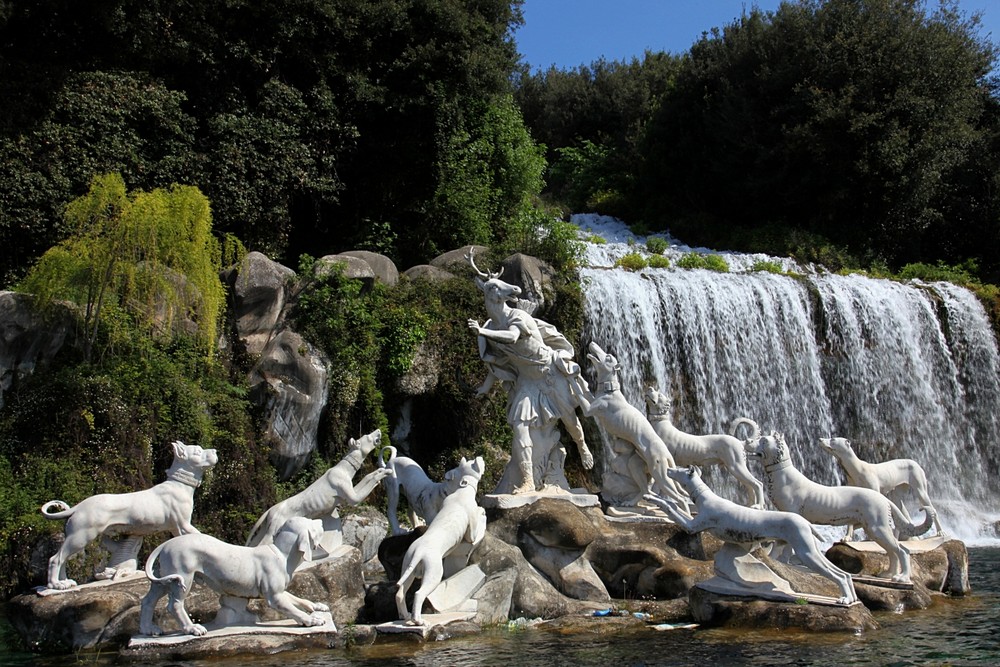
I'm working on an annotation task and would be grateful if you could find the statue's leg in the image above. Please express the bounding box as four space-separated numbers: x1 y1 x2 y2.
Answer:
510 423 535 494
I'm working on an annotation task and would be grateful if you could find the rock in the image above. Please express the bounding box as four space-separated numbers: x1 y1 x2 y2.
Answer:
825 538 967 597
402 265 454 282
229 252 296 356
499 253 556 311
315 254 376 291
248 330 330 480
0 291 75 409
394 343 441 396
941 539 971 595
341 507 390 564
340 250 399 286
429 245 489 272
688 585 879 632
472 568 517 624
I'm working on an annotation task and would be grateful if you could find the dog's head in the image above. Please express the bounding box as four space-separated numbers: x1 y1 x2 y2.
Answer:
349 429 382 458
273 517 325 563
666 465 702 495
746 432 790 467
644 385 671 418
170 441 219 470
444 455 486 491
587 341 620 381
818 437 853 459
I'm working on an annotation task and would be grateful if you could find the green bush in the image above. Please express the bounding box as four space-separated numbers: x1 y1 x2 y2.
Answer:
645 237 669 254
648 255 671 269
615 252 648 272
751 260 784 274
676 252 729 272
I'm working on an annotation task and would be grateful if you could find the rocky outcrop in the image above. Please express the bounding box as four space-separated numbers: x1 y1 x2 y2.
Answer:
340 250 399 287
228 252 296 356
248 330 330 480
315 254 376 291
402 265 454 282
0 291 75 409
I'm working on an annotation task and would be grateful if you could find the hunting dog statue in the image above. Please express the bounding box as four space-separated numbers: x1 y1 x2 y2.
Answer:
139 517 330 637
644 466 857 604
395 456 487 626
748 432 935 582
573 341 689 511
246 429 390 547
819 436 943 539
41 440 218 590
379 446 483 536
645 385 765 508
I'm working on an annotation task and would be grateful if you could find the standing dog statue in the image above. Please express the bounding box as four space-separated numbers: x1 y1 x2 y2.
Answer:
819 436 943 539
379 447 483 535
573 341 689 511
395 456 487 626
41 440 218 590
140 517 330 637
246 429 390 547
749 432 935 582
645 385 765 508
644 467 857 604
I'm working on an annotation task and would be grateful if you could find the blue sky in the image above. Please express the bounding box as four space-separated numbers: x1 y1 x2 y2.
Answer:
515 1 1000 71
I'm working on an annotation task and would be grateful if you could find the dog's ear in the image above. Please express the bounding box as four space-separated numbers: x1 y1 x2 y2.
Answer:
171 440 186 459
473 456 485 474
295 529 314 562
444 468 456 482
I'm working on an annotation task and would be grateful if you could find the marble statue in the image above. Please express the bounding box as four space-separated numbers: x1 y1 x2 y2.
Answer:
819 436 943 539
465 250 593 494
395 456 487 626
572 341 689 511
644 385 766 508
644 466 858 605
41 440 218 590
139 517 330 637
380 446 484 535
246 429 390 547
748 432 935 582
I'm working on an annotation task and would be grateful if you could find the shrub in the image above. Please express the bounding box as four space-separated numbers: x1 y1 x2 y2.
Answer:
615 252 648 272
751 260 784 274
676 252 729 272
648 255 671 269
646 236 669 254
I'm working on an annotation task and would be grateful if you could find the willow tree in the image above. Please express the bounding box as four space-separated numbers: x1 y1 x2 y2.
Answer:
19 173 225 361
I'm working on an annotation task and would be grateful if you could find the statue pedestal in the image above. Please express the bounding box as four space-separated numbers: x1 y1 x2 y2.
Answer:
122 612 339 660
481 487 599 510
604 500 673 523
375 611 477 638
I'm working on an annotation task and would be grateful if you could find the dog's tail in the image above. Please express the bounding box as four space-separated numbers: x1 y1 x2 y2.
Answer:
894 504 937 540
144 541 187 591
40 500 74 519
245 509 274 547
728 417 761 441
378 446 398 474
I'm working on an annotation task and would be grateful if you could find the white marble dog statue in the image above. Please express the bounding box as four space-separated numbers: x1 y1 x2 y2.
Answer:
246 429 390 547
748 432 935 583
41 440 218 590
379 446 482 536
139 516 330 637
395 456 487 626
819 436 943 539
644 467 858 604
572 341 689 511
644 385 766 508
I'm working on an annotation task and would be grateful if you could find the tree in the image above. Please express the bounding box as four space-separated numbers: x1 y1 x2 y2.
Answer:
633 0 998 268
18 174 225 361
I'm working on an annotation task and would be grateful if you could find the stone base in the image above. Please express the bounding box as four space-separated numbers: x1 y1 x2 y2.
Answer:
375 611 477 638
688 585 878 632
121 613 339 660
481 487 599 510
34 571 147 597
604 501 673 523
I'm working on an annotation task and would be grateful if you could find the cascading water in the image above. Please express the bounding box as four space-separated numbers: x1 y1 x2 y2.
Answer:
575 215 1000 543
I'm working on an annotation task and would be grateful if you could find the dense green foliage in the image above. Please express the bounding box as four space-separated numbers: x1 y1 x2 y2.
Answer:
0 0 539 286
18 174 225 360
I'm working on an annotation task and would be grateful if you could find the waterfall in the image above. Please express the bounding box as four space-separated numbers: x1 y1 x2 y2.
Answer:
576 217 1000 543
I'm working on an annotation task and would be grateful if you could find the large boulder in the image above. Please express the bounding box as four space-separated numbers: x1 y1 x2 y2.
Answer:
229 252 296 356
429 245 488 273
402 265 454 282
499 253 557 312
340 250 399 287
249 330 330 480
688 586 879 632
0 291 75 409
315 254 376 292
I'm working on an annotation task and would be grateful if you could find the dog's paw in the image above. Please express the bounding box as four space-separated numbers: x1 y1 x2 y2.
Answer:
304 613 328 627
578 445 595 469
311 602 330 613
139 624 162 637
186 623 208 637
48 578 78 591
371 467 393 481
404 618 427 627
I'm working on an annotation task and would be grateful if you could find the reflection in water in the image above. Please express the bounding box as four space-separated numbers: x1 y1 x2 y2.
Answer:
2 554 998 666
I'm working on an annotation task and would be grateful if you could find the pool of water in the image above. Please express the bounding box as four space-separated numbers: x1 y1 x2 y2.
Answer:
4 548 999 666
